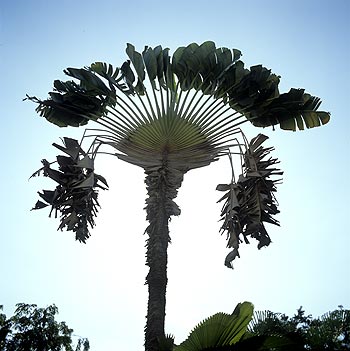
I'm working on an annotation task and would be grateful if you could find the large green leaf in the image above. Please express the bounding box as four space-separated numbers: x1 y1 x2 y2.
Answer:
246 88 331 131
142 46 158 82
24 72 113 128
126 43 146 81
174 302 254 351
64 67 110 95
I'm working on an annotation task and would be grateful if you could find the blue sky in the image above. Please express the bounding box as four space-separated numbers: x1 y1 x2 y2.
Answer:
1 0 349 349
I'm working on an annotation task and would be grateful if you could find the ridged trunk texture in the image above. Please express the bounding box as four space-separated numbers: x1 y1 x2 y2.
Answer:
144 159 183 351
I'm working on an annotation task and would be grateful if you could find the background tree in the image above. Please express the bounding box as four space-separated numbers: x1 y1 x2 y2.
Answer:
249 305 350 350
27 41 330 351
0 304 89 351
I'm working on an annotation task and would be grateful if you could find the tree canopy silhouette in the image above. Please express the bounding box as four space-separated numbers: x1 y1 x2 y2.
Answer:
0 304 89 351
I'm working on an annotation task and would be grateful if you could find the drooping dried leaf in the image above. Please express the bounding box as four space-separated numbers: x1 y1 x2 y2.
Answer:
31 200 49 210
30 138 108 242
217 134 283 268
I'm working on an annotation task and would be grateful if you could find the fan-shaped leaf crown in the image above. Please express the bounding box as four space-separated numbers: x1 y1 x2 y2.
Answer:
26 41 329 133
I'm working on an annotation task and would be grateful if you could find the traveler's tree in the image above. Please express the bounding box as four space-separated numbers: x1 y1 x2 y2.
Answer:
27 42 330 351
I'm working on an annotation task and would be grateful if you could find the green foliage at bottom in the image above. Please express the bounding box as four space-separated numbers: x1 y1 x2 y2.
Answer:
159 303 350 351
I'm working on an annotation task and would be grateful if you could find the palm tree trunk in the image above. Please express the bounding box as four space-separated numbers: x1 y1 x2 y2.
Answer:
144 158 183 351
